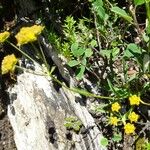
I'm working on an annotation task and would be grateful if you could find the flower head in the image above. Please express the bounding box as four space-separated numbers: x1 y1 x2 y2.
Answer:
128 112 139 123
0 31 10 43
111 102 121 112
109 116 119 126
129 95 141 106
124 123 135 134
1 54 18 75
15 25 44 46
31 25 45 35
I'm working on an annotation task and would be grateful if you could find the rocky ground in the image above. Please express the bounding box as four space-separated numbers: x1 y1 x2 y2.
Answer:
0 87 16 150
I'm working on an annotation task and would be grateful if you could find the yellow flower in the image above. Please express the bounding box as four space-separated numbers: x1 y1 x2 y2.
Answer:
15 25 44 46
15 31 37 46
0 31 10 43
129 95 141 106
31 25 45 35
128 112 139 123
124 123 135 134
1 54 18 75
110 116 119 126
111 102 121 112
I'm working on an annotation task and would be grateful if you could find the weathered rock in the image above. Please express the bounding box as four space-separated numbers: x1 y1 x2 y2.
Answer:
7 64 106 150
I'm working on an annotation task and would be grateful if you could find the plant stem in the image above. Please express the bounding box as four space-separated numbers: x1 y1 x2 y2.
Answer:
105 0 113 8
38 40 50 74
15 65 46 76
146 2 150 27
140 99 150 106
94 12 101 51
145 2 150 72
129 5 142 40
30 43 41 59
49 73 116 100
7 41 36 64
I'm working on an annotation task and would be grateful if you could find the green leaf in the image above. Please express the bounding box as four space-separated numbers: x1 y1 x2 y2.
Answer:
50 66 56 74
100 137 109 147
112 133 122 142
122 113 128 124
128 74 137 83
68 60 80 67
96 6 106 20
142 32 149 43
146 0 150 2
129 43 142 53
96 0 103 5
143 54 150 72
100 49 111 59
143 82 150 91
71 43 78 51
112 47 120 60
85 48 93 57
94 104 108 113
134 0 146 5
145 142 150 150
146 22 150 34
64 117 82 132
64 122 73 129
111 6 133 23
73 125 80 132
76 65 85 80
107 79 119 96
124 43 142 58
65 116 77 122
100 48 119 60
124 50 133 58
72 120 82 132
72 48 85 57
90 40 98 47
92 0 106 20
81 58 87 66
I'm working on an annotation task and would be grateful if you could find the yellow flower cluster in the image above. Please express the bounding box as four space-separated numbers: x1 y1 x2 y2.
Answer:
129 95 141 106
111 102 121 112
124 123 135 134
128 112 139 123
110 116 119 126
15 25 44 46
1 54 18 75
0 31 10 43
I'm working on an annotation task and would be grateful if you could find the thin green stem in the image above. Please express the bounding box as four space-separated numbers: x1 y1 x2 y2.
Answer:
49 73 117 100
130 5 143 39
15 65 46 76
30 43 41 59
94 12 101 51
7 41 36 64
105 0 113 8
146 2 150 26
145 2 150 72
140 99 150 106
38 40 50 74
